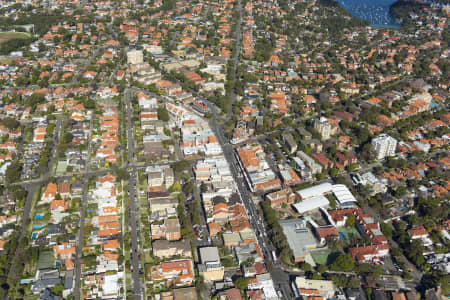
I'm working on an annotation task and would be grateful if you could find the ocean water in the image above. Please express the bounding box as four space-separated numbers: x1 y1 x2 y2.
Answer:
337 0 399 27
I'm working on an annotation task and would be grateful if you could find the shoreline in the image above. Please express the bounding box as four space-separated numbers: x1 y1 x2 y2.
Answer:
335 0 401 28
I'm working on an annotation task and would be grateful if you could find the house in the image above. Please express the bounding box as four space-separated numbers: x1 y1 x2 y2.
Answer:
58 182 71 199
282 132 297 154
42 183 58 203
234 242 263 264
279 167 302 187
349 244 389 262
408 226 428 239
161 287 198 300
218 288 243 300
151 218 181 241
314 226 339 244
312 153 333 169
408 226 433 246
149 259 195 287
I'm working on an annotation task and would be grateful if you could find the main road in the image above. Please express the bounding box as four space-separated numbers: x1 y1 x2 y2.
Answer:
124 88 143 300
207 0 296 298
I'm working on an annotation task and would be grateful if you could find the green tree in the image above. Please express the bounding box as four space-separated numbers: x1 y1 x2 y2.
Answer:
5 161 22 184
157 106 170 121
345 214 356 227
173 160 189 174
380 223 393 239
0 117 20 130
168 181 181 193
300 262 312 271
330 253 354 271
317 264 328 273
234 277 249 290
51 284 64 295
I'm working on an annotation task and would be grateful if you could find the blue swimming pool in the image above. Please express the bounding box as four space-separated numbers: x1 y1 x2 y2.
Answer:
33 225 45 229
430 102 439 109
32 232 38 239
35 214 43 220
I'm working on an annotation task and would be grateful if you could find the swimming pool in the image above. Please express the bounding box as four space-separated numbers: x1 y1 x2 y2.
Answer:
430 102 439 109
35 214 43 220
33 225 45 229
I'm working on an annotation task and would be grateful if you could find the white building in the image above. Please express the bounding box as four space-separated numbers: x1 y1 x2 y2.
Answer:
127 49 143 65
371 134 397 160
314 117 335 140
293 277 337 299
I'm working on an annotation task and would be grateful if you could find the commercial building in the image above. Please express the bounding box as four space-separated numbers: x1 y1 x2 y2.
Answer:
280 218 317 262
371 134 397 160
292 277 337 299
198 247 224 282
265 188 297 208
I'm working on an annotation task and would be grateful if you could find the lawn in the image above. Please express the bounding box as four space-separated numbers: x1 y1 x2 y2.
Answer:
56 161 67 175
338 226 361 240
311 250 332 265
0 32 30 44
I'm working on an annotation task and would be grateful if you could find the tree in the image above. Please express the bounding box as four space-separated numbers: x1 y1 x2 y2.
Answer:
317 264 328 273
330 253 354 271
380 223 393 239
200 182 208 193
234 277 249 290
51 284 64 295
330 168 338 177
345 214 356 227
0 117 19 130
348 277 361 288
26 92 46 109
168 181 181 193
5 161 22 184
157 106 170 121
300 262 312 271
173 160 189 174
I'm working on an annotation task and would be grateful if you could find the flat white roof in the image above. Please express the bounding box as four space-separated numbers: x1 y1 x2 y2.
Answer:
292 195 329 213
296 182 333 199
332 184 357 204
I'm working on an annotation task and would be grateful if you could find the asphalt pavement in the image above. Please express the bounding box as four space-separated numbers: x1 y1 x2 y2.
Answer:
74 113 94 300
124 88 143 300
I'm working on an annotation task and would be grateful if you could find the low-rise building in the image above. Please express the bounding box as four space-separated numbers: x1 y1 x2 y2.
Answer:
198 247 224 282
280 218 317 262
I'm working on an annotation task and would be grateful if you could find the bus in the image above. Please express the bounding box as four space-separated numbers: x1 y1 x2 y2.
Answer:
272 251 277 262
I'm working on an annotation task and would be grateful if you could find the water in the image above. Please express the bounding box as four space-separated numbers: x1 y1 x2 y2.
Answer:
337 0 400 27
33 225 45 229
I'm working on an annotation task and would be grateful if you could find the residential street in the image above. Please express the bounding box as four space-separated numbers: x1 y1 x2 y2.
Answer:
73 113 94 300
